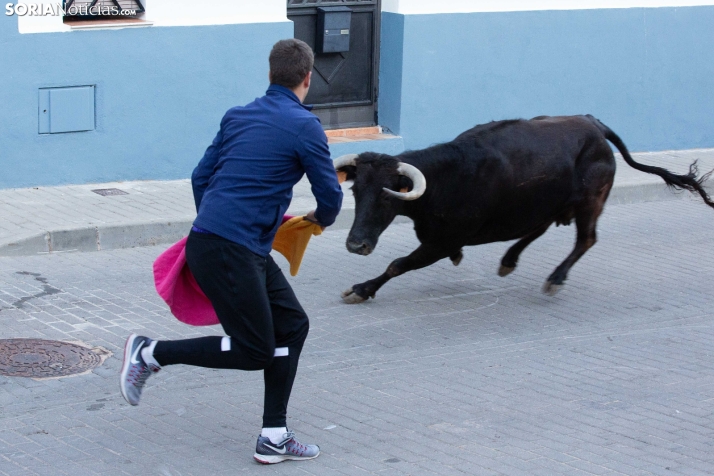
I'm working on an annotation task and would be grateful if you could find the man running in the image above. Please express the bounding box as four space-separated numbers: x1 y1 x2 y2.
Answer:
119 38 343 464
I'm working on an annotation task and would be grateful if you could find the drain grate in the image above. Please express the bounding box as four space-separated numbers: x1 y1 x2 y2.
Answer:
0 339 108 378
91 188 128 196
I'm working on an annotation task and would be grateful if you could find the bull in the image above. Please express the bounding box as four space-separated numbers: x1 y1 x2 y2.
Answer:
334 115 714 303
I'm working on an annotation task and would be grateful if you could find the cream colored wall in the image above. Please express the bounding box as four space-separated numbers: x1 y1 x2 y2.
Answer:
381 0 714 14
17 0 289 34
143 0 288 27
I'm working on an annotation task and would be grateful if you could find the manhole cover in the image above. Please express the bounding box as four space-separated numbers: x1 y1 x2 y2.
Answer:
91 188 128 196
0 339 109 379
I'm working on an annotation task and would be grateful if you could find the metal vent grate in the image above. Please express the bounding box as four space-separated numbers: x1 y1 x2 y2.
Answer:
91 188 128 196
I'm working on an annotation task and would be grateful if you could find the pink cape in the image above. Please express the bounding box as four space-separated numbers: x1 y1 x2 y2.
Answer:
154 216 294 326
153 236 218 326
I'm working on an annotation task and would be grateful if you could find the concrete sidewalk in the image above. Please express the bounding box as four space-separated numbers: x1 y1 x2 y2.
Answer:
0 149 712 256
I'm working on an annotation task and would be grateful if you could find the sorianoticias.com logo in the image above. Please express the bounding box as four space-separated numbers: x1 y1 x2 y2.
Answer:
5 3 137 16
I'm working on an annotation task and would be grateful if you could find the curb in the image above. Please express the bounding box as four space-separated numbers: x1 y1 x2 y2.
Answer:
0 181 697 257
0 221 194 257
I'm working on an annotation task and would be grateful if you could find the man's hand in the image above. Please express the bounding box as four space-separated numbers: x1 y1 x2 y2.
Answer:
305 210 326 231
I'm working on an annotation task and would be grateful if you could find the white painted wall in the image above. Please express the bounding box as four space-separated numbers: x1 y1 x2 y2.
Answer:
17 0 289 34
144 0 288 27
382 0 714 14
19 0 713 34
16 2 69 33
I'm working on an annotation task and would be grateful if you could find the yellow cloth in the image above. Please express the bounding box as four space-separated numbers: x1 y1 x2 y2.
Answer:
272 216 323 276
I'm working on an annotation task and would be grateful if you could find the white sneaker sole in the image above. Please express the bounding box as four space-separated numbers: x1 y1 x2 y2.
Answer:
119 333 139 406
253 452 320 464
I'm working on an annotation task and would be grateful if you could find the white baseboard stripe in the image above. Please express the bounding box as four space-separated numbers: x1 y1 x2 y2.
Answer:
221 336 231 352
382 0 714 14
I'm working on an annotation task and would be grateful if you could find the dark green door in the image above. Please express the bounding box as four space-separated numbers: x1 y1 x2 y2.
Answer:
287 0 381 129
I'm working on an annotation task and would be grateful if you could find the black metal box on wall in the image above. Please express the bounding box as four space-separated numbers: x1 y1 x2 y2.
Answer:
316 6 352 54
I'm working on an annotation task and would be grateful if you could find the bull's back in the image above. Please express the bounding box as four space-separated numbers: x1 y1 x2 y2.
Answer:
433 116 613 243
458 116 607 165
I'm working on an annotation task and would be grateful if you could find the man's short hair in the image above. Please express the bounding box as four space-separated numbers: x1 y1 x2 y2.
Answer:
269 39 315 89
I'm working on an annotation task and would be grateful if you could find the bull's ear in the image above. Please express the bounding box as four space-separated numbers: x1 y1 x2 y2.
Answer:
397 175 413 193
336 166 357 183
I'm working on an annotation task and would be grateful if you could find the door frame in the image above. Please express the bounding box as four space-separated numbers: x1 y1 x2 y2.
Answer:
287 0 381 129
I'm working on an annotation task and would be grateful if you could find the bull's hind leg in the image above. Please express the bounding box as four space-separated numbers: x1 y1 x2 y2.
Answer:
342 244 455 304
543 184 611 295
499 223 552 277
543 217 596 295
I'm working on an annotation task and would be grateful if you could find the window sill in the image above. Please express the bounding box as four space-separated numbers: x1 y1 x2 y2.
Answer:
65 18 153 30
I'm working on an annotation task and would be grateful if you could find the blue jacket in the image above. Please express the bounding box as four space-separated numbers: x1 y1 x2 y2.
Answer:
191 85 343 257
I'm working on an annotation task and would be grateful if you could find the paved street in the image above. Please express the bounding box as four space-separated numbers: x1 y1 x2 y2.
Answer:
0 197 713 475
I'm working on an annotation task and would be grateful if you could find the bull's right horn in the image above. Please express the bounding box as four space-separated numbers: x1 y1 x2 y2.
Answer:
333 154 359 170
383 163 427 201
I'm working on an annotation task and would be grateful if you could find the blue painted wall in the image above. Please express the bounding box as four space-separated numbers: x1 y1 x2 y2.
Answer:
3 7 713 188
0 19 292 188
376 12 404 136
380 7 714 152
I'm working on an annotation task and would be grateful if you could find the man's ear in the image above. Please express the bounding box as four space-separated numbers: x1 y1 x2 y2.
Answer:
304 71 312 89
336 165 357 184
268 71 273 83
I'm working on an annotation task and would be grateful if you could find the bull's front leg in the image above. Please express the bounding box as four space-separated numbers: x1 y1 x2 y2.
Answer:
341 244 455 304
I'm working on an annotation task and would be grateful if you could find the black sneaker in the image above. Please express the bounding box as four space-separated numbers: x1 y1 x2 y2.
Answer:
119 334 159 406
253 430 320 464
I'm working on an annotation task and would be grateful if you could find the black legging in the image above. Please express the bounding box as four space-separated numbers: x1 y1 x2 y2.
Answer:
153 231 310 428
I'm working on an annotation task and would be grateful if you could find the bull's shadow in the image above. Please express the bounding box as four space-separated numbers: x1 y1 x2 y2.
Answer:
333 115 714 304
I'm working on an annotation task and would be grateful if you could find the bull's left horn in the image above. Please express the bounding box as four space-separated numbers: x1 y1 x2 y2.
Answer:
383 163 427 201
333 154 359 170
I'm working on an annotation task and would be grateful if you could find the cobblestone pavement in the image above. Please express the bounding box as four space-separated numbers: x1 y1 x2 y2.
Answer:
0 197 713 475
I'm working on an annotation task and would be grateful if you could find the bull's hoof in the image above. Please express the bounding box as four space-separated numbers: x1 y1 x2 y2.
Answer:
341 287 367 304
450 250 464 266
542 280 563 296
498 265 515 277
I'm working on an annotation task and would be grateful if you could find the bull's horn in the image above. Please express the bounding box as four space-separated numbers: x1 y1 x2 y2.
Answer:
383 163 427 201
333 154 359 170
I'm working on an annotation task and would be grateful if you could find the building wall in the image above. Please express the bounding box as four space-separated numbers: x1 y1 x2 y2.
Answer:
3 1 713 188
1 1 292 188
379 1 714 152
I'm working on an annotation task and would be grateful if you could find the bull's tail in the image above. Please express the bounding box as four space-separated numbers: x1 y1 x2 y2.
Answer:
589 115 714 209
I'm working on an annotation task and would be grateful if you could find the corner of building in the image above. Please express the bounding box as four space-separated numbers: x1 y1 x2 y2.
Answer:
377 11 404 136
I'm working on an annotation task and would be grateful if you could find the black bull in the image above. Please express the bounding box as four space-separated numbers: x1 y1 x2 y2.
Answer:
334 115 714 304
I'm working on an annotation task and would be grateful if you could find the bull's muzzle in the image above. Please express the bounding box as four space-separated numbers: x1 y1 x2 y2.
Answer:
346 239 373 256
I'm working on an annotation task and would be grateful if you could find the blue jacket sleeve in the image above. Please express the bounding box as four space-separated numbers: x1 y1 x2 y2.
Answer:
297 119 343 226
191 127 223 212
